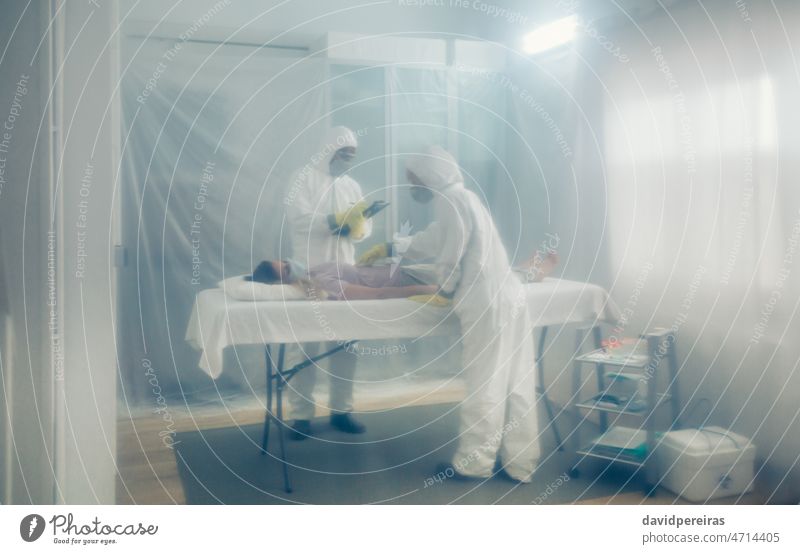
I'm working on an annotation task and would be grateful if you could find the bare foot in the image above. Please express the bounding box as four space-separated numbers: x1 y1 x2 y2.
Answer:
517 251 559 282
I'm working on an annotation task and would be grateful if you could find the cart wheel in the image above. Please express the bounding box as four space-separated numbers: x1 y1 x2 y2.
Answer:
568 467 580 479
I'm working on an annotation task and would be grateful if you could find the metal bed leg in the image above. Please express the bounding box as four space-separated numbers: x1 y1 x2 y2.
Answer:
273 345 292 493
536 327 565 451
259 341 357 493
260 345 274 454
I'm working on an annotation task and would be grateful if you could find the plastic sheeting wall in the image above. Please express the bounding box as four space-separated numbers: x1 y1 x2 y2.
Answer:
523 0 800 500
118 37 522 406
119 39 328 403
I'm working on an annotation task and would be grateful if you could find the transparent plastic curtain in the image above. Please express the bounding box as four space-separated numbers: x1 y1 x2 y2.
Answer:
526 0 800 494
501 51 582 270
119 38 327 403
118 37 524 405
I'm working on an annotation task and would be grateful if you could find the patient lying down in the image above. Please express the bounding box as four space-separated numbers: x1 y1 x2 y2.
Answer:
249 251 559 302
249 260 438 301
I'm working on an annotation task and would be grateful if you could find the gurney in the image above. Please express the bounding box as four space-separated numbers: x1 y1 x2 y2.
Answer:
186 278 620 492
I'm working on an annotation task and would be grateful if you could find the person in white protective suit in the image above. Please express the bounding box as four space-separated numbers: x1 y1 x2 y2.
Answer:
358 146 541 482
284 126 373 440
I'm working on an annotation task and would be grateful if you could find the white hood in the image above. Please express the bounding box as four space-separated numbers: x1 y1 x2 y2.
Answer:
311 125 358 175
405 145 464 190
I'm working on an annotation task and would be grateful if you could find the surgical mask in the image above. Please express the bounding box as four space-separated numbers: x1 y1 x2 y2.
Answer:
284 258 308 281
410 185 433 204
329 151 354 177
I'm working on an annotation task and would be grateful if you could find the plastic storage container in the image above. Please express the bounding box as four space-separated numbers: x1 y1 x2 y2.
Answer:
654 426 756 501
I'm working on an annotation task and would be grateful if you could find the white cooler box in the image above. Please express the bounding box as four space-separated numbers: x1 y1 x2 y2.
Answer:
654 426 756 502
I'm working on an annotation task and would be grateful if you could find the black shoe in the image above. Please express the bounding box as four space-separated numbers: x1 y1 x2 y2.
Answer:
289 419 311 441
330 412 366 434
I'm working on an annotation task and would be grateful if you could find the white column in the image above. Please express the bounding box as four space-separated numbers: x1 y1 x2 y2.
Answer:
55 0 120 504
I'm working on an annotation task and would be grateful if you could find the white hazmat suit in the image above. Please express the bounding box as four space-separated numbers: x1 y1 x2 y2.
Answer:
396 146 540 481
284 126 372 420
285 126 372 267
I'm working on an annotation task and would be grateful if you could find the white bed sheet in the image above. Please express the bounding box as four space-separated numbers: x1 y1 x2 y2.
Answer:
186 278 620 379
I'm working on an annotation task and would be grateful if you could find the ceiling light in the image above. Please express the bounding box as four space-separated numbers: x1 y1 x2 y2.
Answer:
522 15 578 55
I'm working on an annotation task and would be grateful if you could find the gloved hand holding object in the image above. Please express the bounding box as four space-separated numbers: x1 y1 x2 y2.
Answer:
361 200 390 218
357 242 392 266
329 200 390 241
328 201 369 239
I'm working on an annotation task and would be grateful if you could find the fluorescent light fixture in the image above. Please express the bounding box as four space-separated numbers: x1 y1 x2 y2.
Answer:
522 15 578 55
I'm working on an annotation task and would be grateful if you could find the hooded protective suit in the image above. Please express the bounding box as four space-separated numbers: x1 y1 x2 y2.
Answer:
284 126 371 421
396 146 540 481
285 126 372 268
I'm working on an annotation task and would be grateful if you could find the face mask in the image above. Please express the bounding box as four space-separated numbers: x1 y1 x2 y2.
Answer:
284 258 308 281
329 151 354 177
411 185 434 204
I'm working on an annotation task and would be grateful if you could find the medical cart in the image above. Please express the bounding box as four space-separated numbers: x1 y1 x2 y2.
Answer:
568 327 681 496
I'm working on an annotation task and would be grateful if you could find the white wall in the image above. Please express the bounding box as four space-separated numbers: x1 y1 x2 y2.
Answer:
0 0 54 505
55 0 121 504
0 0 121 504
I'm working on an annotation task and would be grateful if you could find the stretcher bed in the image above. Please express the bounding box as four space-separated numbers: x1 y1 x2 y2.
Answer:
185 278 620 492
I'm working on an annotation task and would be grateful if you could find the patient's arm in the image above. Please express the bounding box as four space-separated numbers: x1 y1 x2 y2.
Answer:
340 283 437 301
516 251 559 282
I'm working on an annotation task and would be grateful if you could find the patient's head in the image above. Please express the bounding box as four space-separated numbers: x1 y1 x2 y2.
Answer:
250 260 289 284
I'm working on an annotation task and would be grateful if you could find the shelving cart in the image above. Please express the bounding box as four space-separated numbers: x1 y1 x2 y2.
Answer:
568 327 681 495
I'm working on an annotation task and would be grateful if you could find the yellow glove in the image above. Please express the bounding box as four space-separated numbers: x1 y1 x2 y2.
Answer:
330 201 368 240
357 242 391 266
407 294 452 307
343 201 369 240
